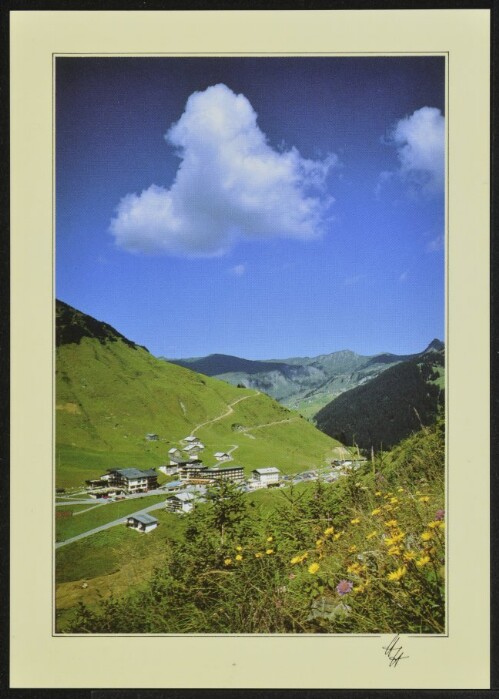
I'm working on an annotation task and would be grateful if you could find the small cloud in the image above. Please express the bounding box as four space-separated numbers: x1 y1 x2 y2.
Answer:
399 271 409 283
110 84 337 257
377 106 445 197
344 274 365 286
426 234 444 253
229 264 246 277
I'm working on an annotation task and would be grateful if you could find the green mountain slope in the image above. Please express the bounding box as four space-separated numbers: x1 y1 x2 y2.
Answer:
314 348 445 451
56 301 344 488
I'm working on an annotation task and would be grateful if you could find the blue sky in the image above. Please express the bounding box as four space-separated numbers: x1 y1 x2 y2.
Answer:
56 57 445 360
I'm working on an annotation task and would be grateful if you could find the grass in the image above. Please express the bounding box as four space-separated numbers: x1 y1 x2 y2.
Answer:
55 494 167 541
56 338 343 489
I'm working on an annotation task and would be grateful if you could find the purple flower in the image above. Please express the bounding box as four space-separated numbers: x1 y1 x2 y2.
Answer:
336 579 354 596
435 509 445 521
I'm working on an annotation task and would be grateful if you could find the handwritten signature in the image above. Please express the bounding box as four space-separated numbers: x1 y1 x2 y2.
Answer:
382 634 409 667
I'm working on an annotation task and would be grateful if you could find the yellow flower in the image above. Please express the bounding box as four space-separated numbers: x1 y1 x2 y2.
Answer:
308 562 320 574
266 549 274 555
416 555 431 568
390 497 399 504
403 551 417 561
371 508 382 516
421 531 433 542
235 554 243 561
428 521 439 529
385 519 398 528
267 536 273 542
366 531 378 540
235 545 243 551
353 584 365 594
419 496 430 503
290 555 301 565
224 558 232 566
375 491 382 496
333 532 343 541
388 546 401 556
255 552 263 558
347 562 363 575
387 566 407 582
348 545 357 553
438 521 445 530
316 539 324 548
350 517 361 525
386 531 405 544
397 487 405 493
324 527 334 536
383 504 393 512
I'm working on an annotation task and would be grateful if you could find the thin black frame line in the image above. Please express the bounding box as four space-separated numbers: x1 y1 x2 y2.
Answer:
52 52 449 639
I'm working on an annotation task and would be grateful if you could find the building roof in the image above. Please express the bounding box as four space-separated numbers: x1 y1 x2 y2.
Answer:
183 435 198 442
111 468 157 479
206 465 244 473
176 459 203 467
168 447 180 454
184 444 203 452
253 467 280 475
129 513 158 525
171 492 195 502
214 451 229 457
165 480 183 489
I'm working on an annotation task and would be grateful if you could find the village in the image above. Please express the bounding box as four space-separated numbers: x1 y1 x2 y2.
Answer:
66 433 364 535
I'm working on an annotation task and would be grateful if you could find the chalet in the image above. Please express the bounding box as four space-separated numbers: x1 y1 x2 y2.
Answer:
145 433 159 441
251 467 281 486
159 463 179 476
182 435 203 446
168 447 182 463
126 513 158 533
102 468 158 494
164 479 183 492
165 492 196 513
214 451 231 462
184 443 204 459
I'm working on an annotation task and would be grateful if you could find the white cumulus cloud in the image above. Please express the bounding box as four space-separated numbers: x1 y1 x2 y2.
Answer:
229 264 246 277
110 84 337 256
380 106 445 196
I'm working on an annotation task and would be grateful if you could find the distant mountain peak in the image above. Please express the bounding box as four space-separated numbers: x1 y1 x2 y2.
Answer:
424 339 445 353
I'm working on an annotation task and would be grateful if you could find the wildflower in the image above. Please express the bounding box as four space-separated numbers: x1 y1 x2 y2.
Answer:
435 509 445 521
235 554 243 561
438 521 445 530
267 536 273 542
290 555 301 565
397 487 405 493
348 545 357 553
254 552 263 558
383 504 393 512
350 517 361 525
385 532 405 545
347 562 363 575
353 584 365 594
266 549 274 555
403 551 417 561
390 497 399 504
375 491 382 496
235 545 243 551
333 532 343 541
224 558 232 566
419 496 430 503
324 527 334 536
385 519 398 528
388 546 401 556
416 555 431 568
421 531 433 542
316 539 324 548
428 521 440 529
366 531 378 540
371 508 382 516
308 562 320 575
387 566 407 582
336 579 353 596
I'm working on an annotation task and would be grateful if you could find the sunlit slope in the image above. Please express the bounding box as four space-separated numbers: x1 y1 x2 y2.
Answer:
56 302 343 487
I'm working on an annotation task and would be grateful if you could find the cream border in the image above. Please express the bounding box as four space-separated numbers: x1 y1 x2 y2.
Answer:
10 9 490 689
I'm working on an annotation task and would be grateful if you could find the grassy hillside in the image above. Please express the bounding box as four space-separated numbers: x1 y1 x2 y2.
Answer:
56 301 343 488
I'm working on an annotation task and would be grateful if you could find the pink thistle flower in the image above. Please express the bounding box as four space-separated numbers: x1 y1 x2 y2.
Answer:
336 580 354 596
435 509 445 521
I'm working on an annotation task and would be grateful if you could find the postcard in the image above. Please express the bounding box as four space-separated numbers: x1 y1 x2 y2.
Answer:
10 8 490 689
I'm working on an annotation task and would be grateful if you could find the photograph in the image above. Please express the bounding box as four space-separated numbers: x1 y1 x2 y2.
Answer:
54 55 447 636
